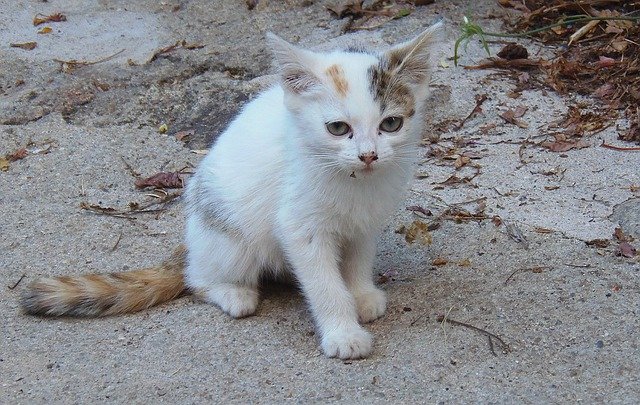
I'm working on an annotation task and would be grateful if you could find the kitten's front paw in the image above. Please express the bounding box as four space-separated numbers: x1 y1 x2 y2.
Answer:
205 284 259 318
355 288 387 323
321 326 373 359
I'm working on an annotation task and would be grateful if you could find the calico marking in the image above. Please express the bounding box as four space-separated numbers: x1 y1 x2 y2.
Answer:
325 64 349 97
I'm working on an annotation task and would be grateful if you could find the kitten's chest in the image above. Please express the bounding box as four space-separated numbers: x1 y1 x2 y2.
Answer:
309 173 405 233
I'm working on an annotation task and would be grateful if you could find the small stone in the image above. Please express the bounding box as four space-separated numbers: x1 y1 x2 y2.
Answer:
595 340 604 349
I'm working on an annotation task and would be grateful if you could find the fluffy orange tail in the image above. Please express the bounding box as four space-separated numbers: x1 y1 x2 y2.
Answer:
20 245 187 317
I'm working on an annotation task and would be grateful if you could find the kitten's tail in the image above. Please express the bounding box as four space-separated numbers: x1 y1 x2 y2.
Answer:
20 245 187 317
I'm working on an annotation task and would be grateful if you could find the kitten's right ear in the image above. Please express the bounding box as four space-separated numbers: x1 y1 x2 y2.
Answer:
266 33 322 95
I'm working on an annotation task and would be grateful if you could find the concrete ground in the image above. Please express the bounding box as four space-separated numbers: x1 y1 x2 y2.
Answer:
1 0 639 403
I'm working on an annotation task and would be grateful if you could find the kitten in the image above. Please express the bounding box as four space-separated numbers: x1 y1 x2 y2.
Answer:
21 23 442 359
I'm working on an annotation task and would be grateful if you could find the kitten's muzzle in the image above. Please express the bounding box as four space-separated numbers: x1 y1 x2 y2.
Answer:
358 152 378 165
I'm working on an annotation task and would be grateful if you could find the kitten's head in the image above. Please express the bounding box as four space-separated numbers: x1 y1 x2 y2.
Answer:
267 23 442 176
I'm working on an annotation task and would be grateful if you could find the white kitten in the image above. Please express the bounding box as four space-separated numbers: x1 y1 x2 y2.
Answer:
185 24 441 359
20 23 441 360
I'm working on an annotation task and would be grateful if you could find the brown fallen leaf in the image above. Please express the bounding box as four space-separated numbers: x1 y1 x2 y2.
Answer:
0 158 9 172
500 109 529 128
7 148 28 162
454 155 471 169
541 139 590 153
33 12 67 26
37 27 53 34
492 215 503 227
134 172 183 189
458 258 471 267
377 269 399 284
619 109 640 145
618 242 637 258
400 220 433 245
432 257 448 266
175 129 195 142
10 42 37 50
534 227 554 234
406 205 432 217
613 227 632 242
327 0 365 19
586 239 610 248
497 43 528 60
596 56 616 69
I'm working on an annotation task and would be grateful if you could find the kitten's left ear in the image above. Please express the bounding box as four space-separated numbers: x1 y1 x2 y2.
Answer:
266 33 322 95
383 22 443 86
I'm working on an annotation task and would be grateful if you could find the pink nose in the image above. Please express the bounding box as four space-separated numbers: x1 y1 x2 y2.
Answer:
359 152 378 165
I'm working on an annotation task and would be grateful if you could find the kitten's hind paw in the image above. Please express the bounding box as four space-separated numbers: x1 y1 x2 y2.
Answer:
355 288 387 324
205 284 259 318
321 326 373 359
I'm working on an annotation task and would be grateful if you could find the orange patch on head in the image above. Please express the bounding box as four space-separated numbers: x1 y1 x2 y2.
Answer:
325 64 349 97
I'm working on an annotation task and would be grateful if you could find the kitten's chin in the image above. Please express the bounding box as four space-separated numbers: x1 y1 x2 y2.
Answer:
348 166 376 179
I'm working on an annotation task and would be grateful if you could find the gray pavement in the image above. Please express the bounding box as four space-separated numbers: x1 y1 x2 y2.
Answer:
1 0 639 403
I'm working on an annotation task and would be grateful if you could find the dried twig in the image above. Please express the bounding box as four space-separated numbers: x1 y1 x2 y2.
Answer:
455 94 488 130
504 266 550 284
600 141 640 151
437 314 511 354
8 274 26 290
80 192 182 219
54 49 125 71
111 232 123 252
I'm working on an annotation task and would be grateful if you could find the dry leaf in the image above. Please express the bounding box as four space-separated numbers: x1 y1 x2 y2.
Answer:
406 205 432 217
586 239 609 248
175 129 195 142
541 139 590 152
377 269 399 284
618 242 637 258
7 148 28 161
432 257 448 266
458 258 471 267
500 109 529 128
10 42 37 50
534 227 554 234
0 158 9 172
37 27 53 34
134 172 183 189
619 110 640 144
454 155 471 169
33 12 67 26
327 1 365 19
497 43 528 60
596 56 616 69
401 220 433 245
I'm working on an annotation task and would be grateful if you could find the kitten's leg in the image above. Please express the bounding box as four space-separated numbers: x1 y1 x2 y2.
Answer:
342 235 387 324
284 232 372 359
185 217 259 318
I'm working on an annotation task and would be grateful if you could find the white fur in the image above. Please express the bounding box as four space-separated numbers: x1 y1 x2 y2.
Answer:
185 24 441 359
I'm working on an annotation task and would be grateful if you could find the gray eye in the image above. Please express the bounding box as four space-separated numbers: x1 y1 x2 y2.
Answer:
379 116 403 133
326 121 351 136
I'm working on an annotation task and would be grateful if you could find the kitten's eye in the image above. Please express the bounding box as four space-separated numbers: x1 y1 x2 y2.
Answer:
326 121 351 136
379 116 403 133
